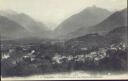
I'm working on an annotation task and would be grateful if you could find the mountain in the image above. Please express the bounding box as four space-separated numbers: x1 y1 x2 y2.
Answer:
0 16 32 40
68 8 127 39
55 6 112 38
0 10 50 38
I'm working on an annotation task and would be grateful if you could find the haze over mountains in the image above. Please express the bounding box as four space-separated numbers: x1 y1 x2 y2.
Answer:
0 6 127 40
55 6 113 38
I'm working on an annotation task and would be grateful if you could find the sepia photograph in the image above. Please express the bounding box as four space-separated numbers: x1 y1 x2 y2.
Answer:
0 0 128 80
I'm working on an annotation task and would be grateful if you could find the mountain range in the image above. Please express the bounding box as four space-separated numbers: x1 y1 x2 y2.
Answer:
0 10 51 40
55 6 112 39
65 8 127 39
0 7 127 41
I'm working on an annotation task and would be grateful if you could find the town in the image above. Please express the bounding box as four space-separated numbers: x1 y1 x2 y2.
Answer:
1 40 128 77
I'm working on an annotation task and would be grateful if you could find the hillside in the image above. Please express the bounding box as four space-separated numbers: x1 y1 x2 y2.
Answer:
106 26 128 44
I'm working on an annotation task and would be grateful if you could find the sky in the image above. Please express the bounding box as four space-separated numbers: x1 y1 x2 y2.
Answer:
0 0 127 30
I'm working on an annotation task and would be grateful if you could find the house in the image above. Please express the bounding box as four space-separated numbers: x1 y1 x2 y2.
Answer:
2 53 10 60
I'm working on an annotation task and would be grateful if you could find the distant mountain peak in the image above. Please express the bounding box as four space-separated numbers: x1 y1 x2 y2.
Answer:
82 5 110 12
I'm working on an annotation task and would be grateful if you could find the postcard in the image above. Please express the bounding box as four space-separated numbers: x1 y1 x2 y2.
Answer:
0 0 127 80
